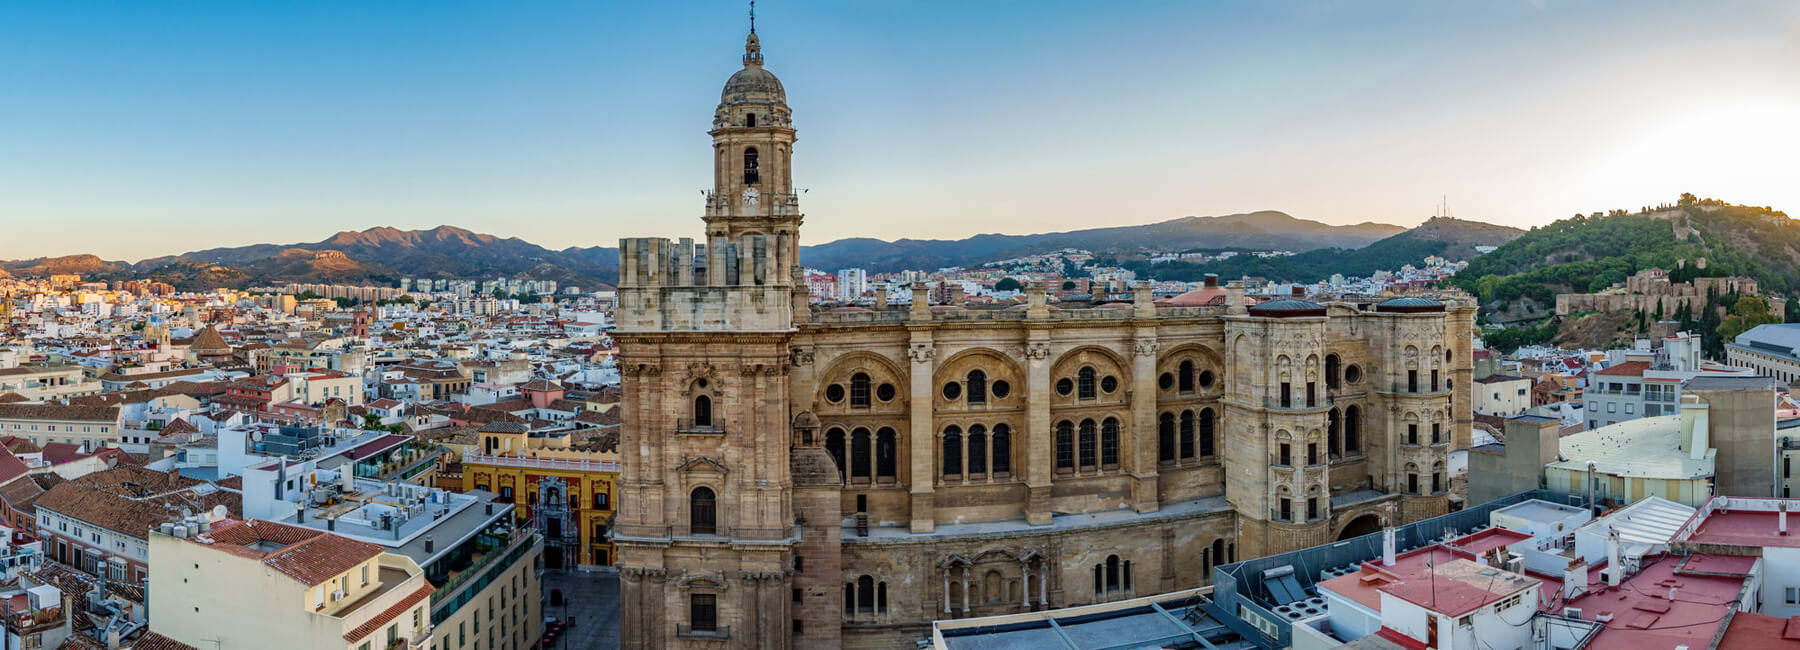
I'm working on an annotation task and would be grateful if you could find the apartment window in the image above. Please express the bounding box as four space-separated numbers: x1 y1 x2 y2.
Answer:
1607 403 1616 413
1625 403 1634 414
361 564 369 585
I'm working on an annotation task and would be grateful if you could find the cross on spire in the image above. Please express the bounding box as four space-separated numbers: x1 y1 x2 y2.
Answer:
749 0 756 34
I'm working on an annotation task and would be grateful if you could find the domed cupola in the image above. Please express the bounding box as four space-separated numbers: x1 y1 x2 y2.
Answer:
716 30 791 129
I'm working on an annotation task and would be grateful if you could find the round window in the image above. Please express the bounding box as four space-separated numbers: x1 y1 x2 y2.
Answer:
1056 378 1074 396
876 383 896 401
1100 376 1119 393
1345 365 1362 384
991 380 1010 399
1198 370 1215 388
824 384 845 402
696 378 708 389
1158 372 1174 390
942 382 963 400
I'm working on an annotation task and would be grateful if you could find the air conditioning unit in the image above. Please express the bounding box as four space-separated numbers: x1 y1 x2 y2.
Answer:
332 589 346 602
1563 607 1582 619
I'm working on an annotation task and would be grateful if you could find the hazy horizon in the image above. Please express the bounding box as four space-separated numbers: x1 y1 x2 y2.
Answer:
4 1 1798 260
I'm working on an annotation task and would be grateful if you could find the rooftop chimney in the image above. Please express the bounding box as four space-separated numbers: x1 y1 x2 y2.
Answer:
424 535 434 553
1606 528 1622 587
1382 526 1396 566
1563 559 1588 600
1203 273 1219 288
1292 286 1305 298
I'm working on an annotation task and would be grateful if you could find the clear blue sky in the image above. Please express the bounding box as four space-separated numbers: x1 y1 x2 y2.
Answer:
3 1 1798 261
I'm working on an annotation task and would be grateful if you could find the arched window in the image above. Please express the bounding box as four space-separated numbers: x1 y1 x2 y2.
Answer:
1178 360 1195 392
1078 419 1097 468
1158 412 1176 463
1200 407 1216 457
1077 368 1097 401
942 426 962 477
967 370 987 405
1345 405 1361 453
1328 408 1341 457
1055 421 1074 469
857 575 875 614
746 113 757 128
875 427 897 479
1100 418 1120 466
878 581 888 613
850 372 871 408
1326 353 1341 390
1211 539 1225 571
991 424 1011 474
690 487 716 536
693 395 712 428
743 147 760 185
1105 555 1121 591
851 428 872 479
1179 410 1196 459
967 425 988 475
825 428 846 480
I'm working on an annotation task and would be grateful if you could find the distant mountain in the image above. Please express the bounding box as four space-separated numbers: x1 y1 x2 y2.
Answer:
130 226 620 290
0 254 126 277
796 211 1406 272
1114 217 1525 284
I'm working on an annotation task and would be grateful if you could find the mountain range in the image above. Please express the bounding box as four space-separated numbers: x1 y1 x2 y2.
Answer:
0 211 1498 291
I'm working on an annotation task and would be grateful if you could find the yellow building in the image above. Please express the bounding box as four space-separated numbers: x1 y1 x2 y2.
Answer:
460 420 620 570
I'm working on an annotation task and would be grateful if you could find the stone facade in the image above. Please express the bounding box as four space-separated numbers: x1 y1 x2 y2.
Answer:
1555 266 1783 318
611 29 1475 650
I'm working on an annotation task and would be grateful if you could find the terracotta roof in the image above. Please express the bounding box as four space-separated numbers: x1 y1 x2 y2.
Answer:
0 403 120 423
1596 361 1651 376
203 519 384 586
36 467 239 540
0 437 38 454
519 379 562 392
128 631 200 650
342 583 434 643
0 446 30 486
159 418 198 435
188 326 231 354
0 393 29 404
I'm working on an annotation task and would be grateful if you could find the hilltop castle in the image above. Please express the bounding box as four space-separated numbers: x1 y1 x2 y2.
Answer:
610 27 1477 649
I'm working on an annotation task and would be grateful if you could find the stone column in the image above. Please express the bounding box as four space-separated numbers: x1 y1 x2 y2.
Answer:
908 331 937 532
1129 333 1159 513
1021 560 1031 609
943 570 951 614
1024 333 1053 525
961 567 971 615
1038 562 1048 607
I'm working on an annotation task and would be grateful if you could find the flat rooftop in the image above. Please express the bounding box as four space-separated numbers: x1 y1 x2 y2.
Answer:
277 479 507 566
1546 416 1714 480
1446 527 1533 556
1685 509 1800 549
1493 498 1587 524
1564 554 1746 650
931 589 1252 650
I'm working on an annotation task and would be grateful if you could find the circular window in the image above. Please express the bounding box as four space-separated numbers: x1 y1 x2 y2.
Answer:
1198 370 1215 388
1345 365 1362 384
696 378 708 389
942 382 963 400
876 383 896 401
1056 378 1074 396
824 384 845 402
1158 372 1174 390
1100 376 1119 393
991 380 1010 399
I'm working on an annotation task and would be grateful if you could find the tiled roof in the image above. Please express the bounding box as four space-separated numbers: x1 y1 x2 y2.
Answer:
204 519 384 586
128 631 201 650
0 403 120 423
1595 361 1650 376
36 468 240 540
342 583 434 643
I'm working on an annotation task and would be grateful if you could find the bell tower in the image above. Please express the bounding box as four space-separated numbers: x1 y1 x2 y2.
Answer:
705 27 802 268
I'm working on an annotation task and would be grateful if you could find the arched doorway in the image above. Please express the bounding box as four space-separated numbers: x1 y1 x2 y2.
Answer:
1337 514 1382 541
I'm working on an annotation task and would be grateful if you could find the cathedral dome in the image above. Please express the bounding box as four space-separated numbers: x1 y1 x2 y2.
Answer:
722 32 786 106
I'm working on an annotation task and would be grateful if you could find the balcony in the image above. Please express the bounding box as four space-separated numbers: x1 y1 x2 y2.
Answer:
677 624 731 640
1261 395 1332 411
676 418 727 435
459 454 619 473
430 531 541 625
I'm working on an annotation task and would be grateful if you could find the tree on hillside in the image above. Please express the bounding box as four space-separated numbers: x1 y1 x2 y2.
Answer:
994 277 1022 292
1716 295 1781 345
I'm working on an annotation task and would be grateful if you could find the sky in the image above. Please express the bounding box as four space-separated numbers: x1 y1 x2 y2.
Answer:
2 1 1799 261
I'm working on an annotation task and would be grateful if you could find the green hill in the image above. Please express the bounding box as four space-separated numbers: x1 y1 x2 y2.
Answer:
1455 195 1796 312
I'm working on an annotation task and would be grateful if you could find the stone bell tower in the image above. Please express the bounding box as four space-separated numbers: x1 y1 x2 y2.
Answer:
612 23 803 650
705 29 802 267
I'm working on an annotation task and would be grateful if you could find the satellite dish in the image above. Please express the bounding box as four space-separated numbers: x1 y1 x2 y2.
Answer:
211 505 228 520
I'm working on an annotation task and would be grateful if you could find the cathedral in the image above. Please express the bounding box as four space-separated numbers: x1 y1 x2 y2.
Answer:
611 26 1476 650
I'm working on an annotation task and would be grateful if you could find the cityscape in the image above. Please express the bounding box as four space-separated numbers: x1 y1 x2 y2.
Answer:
3 2 1800 650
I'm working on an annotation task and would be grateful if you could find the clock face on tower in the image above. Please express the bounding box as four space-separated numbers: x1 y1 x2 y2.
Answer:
742 187 760 209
